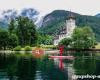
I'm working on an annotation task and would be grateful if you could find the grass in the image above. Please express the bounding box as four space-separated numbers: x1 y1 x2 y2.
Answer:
95 43 100 49
40 45 57 50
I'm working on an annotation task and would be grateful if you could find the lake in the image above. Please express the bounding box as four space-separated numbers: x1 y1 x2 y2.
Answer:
0 52 100 80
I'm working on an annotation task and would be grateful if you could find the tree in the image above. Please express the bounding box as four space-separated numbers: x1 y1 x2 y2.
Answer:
29 20 38 46
0 29 9 50
72 26 96 49
59 38 72 48
8 34 18 49
15 16 38 46
38 34 53 45
8 19 16 34
8 16 38 47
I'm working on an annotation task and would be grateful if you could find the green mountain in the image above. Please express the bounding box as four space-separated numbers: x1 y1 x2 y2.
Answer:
0 21 8 29
39 10 100 42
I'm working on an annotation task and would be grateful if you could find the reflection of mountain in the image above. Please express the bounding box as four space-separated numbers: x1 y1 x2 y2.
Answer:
0 8 39 29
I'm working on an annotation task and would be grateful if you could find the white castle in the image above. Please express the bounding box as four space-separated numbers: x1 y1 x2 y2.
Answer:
53 14 76 45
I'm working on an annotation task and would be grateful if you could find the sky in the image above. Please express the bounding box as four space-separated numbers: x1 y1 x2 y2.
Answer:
0 0 100 16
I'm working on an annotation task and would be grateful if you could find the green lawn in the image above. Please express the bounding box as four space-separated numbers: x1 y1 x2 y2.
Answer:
95 43 100 49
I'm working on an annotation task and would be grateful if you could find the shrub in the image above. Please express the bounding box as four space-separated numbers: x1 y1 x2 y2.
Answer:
59 38 72 48
13 46 21 51
24 46 32 51
41 45 57 50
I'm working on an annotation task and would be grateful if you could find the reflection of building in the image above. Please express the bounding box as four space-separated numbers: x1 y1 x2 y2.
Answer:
54 14 76 45
53 58 75 80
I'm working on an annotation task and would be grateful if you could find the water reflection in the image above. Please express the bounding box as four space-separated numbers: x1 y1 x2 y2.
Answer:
37 57 68 80
74 56 100 75
16 56 37 80
0 52 100 80
0 53 37 80
59 58 64 70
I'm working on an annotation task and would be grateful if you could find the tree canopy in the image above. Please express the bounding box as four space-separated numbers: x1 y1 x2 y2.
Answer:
0 29 9 50
72 27 96 49
0 16 38 50
9 16 38 47
16 17 37 46
38 34 53 45
59 26 97 49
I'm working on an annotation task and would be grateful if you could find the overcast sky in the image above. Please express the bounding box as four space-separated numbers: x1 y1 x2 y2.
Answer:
0 0 100 16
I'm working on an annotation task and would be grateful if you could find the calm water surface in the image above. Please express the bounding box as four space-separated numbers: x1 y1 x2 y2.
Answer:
0 52 100 80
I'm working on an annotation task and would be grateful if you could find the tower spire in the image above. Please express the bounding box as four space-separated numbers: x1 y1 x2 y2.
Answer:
68 10 75 20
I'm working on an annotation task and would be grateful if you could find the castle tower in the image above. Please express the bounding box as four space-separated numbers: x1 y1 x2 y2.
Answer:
66 12 76 37
53 12 76 45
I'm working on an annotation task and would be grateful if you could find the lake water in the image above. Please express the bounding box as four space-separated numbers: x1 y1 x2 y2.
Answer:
0 52 100 80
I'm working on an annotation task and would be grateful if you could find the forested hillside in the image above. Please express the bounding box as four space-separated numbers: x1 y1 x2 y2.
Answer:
39 10 100 41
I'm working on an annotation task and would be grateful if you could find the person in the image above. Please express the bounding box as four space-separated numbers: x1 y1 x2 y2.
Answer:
59 45 64 56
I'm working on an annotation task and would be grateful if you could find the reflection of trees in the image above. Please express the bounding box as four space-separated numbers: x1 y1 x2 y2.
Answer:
73 57 96 75
0 53 7 69
16 56 37 80
94 59 100 75
6 54 17 80
0 53 37 80
0 53 17 80
37 57 68 80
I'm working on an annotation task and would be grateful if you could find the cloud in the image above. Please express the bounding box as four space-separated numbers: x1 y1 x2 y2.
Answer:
0 0 100 15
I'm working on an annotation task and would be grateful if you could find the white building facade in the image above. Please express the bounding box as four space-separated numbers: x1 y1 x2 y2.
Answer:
53 16 76 45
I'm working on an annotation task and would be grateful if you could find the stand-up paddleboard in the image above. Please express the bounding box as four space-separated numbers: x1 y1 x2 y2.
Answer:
49 56 75 60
